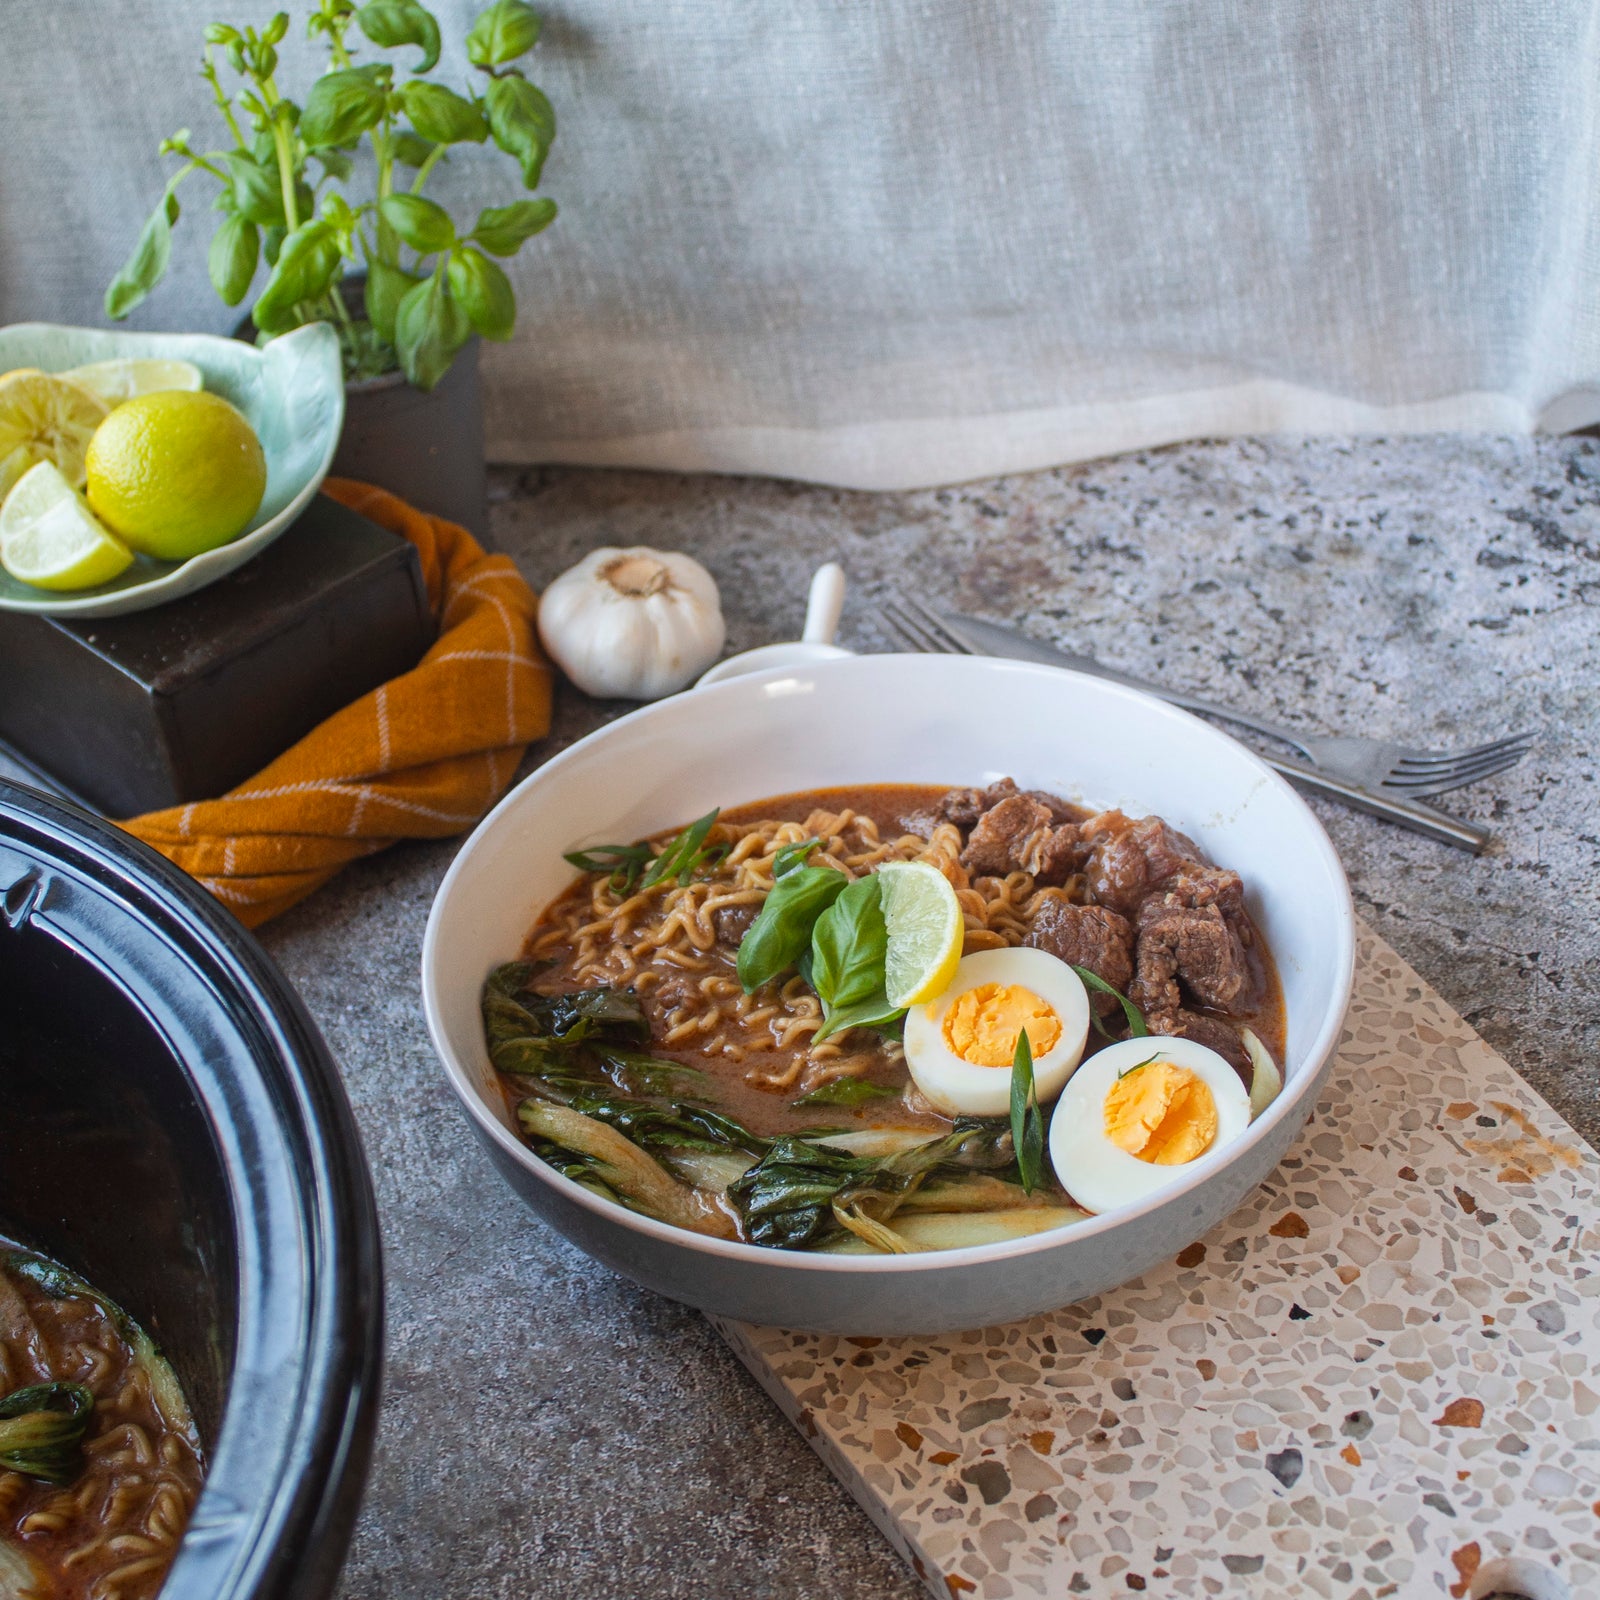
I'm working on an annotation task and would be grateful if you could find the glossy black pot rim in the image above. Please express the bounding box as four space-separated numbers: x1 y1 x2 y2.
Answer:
0 780 383 1600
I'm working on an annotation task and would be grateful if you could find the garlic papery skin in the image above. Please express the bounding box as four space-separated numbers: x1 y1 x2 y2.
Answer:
536 546 726 700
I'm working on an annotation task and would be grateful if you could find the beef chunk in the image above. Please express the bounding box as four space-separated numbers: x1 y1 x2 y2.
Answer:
1025 894 1133 1013
1132 895 1261 1017
960 795 1082 884
1147 1008 1251 1083
935 787 988 829
1081 811 1209 916
1023 787 1081 825
712 904 758 948
962 795 1053 875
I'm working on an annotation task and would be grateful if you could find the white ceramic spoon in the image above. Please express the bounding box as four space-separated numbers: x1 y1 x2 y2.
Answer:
696 562 852 686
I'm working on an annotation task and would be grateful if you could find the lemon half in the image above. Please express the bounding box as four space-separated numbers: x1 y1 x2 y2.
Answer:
0 372 110 501
0 461 135 591
85 390 266 562
63 358 204 406
878 860 966 1009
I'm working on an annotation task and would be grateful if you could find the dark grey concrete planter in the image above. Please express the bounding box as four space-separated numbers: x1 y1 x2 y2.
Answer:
238 279 489 539
333 339 488 539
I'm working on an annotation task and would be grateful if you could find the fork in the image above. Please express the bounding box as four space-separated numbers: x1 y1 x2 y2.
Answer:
884 596 1537 799
881 595 1527 852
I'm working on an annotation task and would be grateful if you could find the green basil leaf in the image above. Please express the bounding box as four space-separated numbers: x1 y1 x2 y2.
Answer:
390 130 437 169
226 151 286 227
466 0 542 67
810 874 887 1011
316 148 354 183
395 268 472 390
300 65 388 149
811 989 905 1045
736 865 848 992
447 246 515 340
400 81 488 145
380 192 456 253
1009 1031 1044 1194
207 214 259 306
469 197 557 256
262 11 290 46
364 257 421 343
250 218 342 335
356 0 442 72
484 73 555 189
104 189 180 320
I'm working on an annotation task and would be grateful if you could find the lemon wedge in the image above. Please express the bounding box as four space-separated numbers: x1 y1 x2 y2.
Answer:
0 371 110 500
0 461 135 591
878 860 966 1008
62 358 204 405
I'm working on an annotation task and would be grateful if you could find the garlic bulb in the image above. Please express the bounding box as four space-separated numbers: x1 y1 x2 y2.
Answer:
537 546 726 699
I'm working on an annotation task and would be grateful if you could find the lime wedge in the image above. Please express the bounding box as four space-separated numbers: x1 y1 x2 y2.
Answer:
878 860 966 1008
61 358 203 405
0 461 135 591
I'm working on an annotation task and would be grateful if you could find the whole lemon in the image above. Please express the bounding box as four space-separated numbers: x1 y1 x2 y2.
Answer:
86 390 267 562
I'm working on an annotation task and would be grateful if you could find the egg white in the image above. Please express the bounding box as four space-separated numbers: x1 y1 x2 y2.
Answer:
1047 1034 1252 1215
902 947 1090 1117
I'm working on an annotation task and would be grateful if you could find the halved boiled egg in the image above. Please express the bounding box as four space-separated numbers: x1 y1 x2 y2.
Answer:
902 947 1090 1117
1048 1034 1251 1214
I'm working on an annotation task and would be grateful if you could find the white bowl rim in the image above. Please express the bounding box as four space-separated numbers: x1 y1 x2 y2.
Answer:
421 653 1356 1275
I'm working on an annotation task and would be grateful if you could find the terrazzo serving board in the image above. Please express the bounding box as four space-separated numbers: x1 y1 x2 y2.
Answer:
712 923 1599 1600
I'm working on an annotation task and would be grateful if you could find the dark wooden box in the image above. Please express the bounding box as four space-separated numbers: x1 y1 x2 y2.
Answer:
0 494 435 817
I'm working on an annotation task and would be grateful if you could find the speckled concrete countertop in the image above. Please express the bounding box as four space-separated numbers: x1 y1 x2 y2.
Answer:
249 436 1595 1600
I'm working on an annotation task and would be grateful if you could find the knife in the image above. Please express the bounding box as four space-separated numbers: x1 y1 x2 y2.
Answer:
940 612 1491 854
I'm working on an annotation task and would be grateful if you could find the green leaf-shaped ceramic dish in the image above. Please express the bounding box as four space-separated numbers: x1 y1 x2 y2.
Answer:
0 321 343 618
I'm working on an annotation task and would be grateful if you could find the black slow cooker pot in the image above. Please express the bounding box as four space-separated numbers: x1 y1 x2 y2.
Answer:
0 780 382 1598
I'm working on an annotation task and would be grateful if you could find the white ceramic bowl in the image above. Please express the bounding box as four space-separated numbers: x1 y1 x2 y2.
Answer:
422 654 1355 1334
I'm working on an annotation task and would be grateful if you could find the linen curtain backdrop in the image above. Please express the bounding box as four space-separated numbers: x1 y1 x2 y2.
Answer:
5 0 1599 490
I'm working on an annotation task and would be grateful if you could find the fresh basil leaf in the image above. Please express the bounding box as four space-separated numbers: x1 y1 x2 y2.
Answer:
250 218 342 335
810 874 887 1011
394 268 472 390
104 189 180 320
364 257 420 344
446 246 514 340
466 0 542 67
391 129 439 169
356 0 442 71
1009 1031 1044 1194
224 150 312 229
261 10 290 45
208 214 259 306
484 73 555 189
794 1078 900 1108
810 989 905 1045
316 148 355 183
380 192 456 253
301 65 389 150
736 865 848 992
469 197 557 256
772 836 821 880
400 81 488 145
1070 965 1149 1040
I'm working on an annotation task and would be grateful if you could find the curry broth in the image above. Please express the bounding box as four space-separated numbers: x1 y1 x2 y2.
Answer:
507 784 1286 1143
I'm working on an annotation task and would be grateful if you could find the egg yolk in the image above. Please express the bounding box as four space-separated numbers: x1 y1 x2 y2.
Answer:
1104 1061 1218 1165
941 983 1062 1067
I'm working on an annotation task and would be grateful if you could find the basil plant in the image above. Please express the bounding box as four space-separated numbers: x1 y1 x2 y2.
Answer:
106 0 558 389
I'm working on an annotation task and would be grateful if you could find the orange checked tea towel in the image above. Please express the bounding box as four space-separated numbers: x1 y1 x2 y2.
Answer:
122 479 552 927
